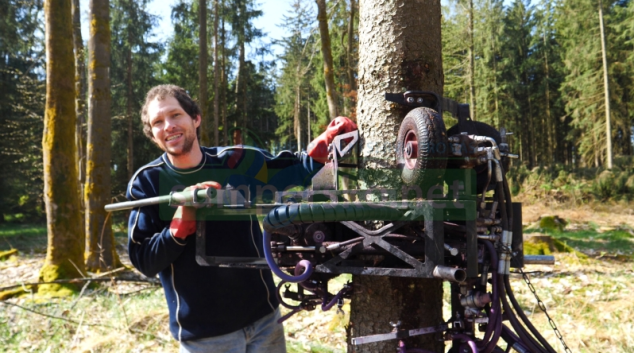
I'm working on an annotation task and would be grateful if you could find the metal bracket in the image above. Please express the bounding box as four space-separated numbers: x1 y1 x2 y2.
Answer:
313 130 359 191
351 324 448 345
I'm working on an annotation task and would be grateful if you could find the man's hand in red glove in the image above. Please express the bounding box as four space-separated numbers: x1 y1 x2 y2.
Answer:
170 181 222 240
307 116 357 163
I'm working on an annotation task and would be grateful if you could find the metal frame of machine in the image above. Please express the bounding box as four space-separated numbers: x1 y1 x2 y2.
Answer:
105 91 566 353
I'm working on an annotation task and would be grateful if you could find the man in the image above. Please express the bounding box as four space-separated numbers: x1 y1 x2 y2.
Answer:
127 84 355 352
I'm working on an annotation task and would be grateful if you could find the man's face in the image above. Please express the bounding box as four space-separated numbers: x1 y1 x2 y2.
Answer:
147 96 200 157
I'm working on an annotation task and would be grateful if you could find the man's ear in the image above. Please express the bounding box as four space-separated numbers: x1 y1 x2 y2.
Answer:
194 115 201 128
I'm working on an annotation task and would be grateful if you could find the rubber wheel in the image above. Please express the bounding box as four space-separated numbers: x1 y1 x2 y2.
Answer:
446 121 509 193
396 107 448 187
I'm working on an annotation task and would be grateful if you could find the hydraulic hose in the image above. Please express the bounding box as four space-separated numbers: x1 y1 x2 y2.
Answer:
482 276 503 353
500 281 546 353
262 202 405 232
453 334 478 353
480 241 502 353
276 281 302 310
261 202 403 283
504 275 557 353
263 229 314 283
478 241 497 346
321 286 350 311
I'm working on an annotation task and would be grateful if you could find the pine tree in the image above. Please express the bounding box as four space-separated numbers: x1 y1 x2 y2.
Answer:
0 0 45 222
274 0 317 150
109 0 163 196
85 0 119 271
40 0 85 291
556 0 627 167
500 0 536 167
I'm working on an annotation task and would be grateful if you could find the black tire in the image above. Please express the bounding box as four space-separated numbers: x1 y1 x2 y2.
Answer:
446 121 509 193
396 107 448 187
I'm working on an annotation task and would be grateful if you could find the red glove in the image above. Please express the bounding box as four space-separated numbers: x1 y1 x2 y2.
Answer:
170 181 221 240
307 116 357 163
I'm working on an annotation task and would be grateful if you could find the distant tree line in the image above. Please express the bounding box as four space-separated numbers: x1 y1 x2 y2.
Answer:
443 0 634 169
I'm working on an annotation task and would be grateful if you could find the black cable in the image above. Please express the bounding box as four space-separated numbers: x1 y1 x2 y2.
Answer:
500 277 546 353
504 275 557 353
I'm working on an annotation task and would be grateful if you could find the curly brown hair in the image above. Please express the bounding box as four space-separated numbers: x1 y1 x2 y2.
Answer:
140 84 201 140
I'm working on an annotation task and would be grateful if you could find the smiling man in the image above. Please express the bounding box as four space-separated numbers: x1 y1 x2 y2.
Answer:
126 84 355 353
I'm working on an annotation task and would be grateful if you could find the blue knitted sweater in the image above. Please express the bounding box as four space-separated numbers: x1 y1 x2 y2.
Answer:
126 146 321 341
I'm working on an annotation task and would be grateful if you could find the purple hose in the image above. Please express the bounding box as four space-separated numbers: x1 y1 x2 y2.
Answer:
321 286 351 311
277 307 301 324
454 334 478 353
275 281 301 310
263 230 314 283
295 265 320 292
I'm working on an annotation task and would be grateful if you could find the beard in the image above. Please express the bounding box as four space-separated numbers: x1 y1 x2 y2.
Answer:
165 129 197 157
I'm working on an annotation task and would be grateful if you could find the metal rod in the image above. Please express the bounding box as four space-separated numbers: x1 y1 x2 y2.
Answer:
433 265 466 283
523 255 555 265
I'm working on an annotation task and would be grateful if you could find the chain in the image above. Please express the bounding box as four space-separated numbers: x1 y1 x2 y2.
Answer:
518 267 573 353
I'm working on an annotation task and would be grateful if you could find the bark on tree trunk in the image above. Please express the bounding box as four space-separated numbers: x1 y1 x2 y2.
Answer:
599 0 613 169
234 0 247 131
199 0 210 146
72 0 86 199
213 0 220 145
221 1 227 145
345 0 356 118
348 1 444 352
316 0 339 119
468 0 476 121
41 0 85 291
85 0 118 271
294 85 302 152
126 23 133 180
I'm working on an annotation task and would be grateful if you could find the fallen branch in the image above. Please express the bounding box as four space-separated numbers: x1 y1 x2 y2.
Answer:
0 249 18 260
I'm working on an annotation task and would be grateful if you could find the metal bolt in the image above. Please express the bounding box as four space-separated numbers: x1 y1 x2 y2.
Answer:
406 97 415 103
416 97 424 104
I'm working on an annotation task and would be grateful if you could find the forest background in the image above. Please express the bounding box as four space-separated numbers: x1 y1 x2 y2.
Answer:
1 0 634 224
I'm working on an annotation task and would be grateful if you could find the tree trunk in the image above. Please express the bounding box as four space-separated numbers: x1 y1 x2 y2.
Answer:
85 0 118 272
468 0 476 121
126 20 134 180
598 0 612 169
234 1 247 130
40 0 85 293
316 0 339 119
307 102 311 144
543 30 555 165
345 0 356 117
72 0 86 200
199 0 210 146
348 1 444 352
294 85 302 152
221 3 227 145
213 0 220 145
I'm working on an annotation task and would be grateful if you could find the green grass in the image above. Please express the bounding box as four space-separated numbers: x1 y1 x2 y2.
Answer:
0 284 178 352
0 223 128 254
0 223 47 253
0 223 46 238
525 226 634 257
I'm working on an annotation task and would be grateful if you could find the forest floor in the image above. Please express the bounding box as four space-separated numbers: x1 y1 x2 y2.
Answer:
0 201 633 352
